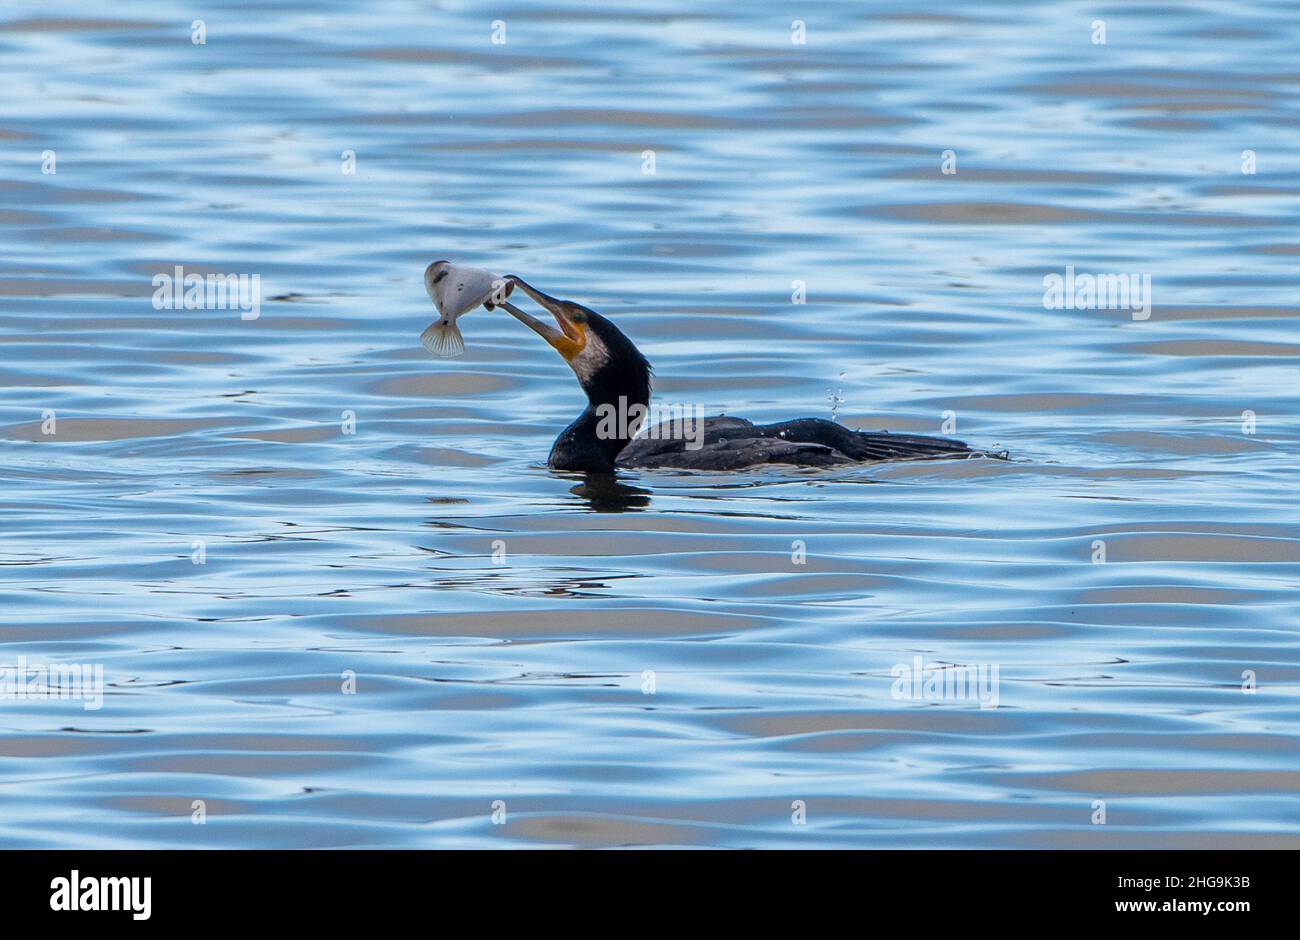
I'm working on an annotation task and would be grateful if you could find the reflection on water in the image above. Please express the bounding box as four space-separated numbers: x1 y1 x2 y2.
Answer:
565 477 654 513
1 0 1298 848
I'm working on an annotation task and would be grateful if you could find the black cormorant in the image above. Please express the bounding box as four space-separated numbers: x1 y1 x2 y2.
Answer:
499 275 992 473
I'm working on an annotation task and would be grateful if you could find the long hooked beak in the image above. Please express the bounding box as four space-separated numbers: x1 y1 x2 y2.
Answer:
499 275 586 361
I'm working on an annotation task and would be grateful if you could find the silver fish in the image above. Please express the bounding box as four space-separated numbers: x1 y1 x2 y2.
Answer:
420 261 512 358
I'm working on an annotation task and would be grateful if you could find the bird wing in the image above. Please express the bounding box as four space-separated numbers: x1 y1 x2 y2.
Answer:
618 415 985 470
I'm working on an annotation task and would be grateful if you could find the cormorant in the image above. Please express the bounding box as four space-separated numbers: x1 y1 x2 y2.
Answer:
498 275 992 473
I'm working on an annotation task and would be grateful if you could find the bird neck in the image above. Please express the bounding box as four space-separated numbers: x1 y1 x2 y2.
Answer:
548 367 651 473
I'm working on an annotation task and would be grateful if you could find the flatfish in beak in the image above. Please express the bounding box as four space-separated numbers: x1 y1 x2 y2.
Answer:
420 261 513 357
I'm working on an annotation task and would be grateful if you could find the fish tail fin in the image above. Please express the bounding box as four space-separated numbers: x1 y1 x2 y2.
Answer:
421 318 465 358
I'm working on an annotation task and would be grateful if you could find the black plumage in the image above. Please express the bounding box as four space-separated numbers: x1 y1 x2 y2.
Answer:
498 276 999 473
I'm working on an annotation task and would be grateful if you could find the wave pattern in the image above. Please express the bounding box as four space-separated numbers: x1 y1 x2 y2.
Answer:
0 0 1298 847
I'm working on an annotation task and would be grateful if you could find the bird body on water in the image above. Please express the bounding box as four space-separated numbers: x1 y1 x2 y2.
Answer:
495 275 999 473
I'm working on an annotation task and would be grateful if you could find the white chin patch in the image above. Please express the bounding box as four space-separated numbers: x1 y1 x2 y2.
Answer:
569 332 610 384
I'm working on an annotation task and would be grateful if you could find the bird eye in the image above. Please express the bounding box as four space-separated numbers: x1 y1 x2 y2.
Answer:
570 309 588 324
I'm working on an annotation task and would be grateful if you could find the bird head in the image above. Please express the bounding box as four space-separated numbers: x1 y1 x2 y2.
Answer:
502 275 650 401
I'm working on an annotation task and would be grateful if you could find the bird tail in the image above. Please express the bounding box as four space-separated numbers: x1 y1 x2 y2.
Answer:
420 318 465 358
850 432 981 461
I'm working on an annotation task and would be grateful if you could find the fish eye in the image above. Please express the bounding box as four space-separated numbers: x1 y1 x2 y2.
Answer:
433 270 449 284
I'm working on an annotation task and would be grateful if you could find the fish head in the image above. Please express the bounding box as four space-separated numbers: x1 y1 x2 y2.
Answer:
424 260 453 304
